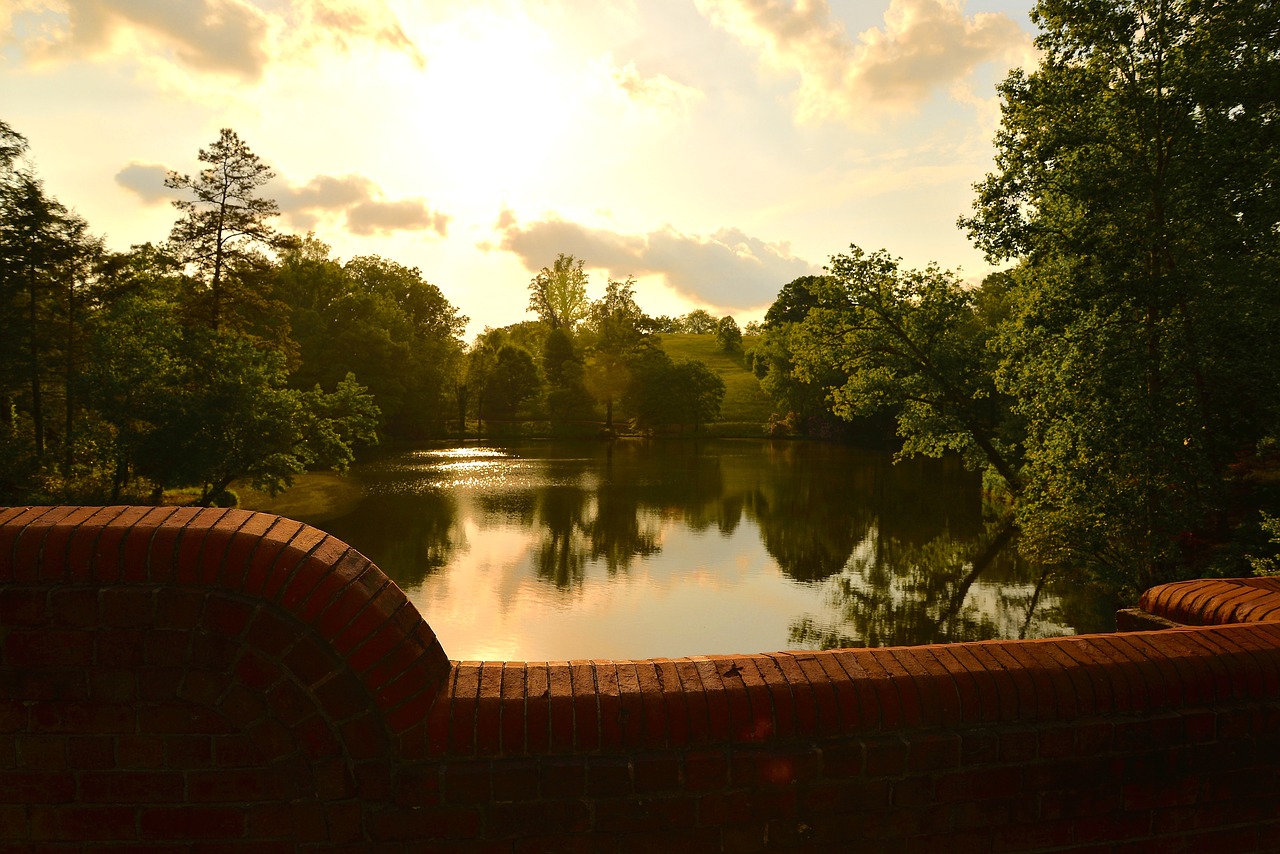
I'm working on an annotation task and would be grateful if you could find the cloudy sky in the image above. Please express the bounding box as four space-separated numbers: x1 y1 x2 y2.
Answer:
1 0 1038 337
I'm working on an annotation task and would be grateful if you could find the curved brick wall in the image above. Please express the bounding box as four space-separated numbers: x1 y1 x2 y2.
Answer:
4 507 1280 851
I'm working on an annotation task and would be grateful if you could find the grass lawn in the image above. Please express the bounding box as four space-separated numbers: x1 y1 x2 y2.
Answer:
658 333 775 426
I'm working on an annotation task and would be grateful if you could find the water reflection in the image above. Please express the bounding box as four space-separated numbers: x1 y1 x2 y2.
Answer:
240 440 1115 660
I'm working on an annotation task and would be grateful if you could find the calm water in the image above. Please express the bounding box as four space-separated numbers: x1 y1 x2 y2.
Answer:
240 439 1116 660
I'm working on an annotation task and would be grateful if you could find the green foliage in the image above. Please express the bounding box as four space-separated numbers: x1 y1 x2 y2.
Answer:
527 253 589 331
483 345 541 421
715 315 742 353
0 125 475 506
961 0 1280 592
165 128 293 331
626 349 725 433
272 239 466 438
677 309 718 334
658 334 774 426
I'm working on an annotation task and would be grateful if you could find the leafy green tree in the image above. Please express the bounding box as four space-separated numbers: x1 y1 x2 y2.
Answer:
132 328 378 505
483 344 541 421
271 240 466 438
715 315 742 353
627 350 725 433
753 275 855 438
527 253 589 331
0 145 97 482
582 277 656 428
678 309 718 334
166 128 293 331
787 250 1019 484
961 0 1280 591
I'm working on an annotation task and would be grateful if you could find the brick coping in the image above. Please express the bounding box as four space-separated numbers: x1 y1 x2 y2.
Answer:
5 507 1280 762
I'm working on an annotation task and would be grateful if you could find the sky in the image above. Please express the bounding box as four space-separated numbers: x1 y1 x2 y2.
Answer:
1 0 1040 339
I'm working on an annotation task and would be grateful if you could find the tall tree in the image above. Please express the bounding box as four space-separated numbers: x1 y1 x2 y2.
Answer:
792 248 1020 488
961 0 1280 591
527 253 589 331
166 128 290 330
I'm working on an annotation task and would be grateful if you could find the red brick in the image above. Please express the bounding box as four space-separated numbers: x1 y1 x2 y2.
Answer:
570 661 600 752
500 663 528 756
116 735 165 768
331 585 403 658
371 804 481 841
0 770 75 802
693 658 732 743
239 518 304 597
594 795 697 832
143 508 202 582
633 752 680 792
215 511 279 590
63 735 114 770
766 653 816 735
385 681 440 734
587 754 633 798
16 736 64 770
141 701 226 735
30 701 134 734
423 669 457 757
165 734 214 768
594 661 623 751
81 770 184 803
546 662 575 754
612 663 645 750
684 748 729 790
345 618 408 682
490 756 539 802
451 663 483 755
5 629 93 667
316 572 382 641
281 635 335 688
863 735 908 776
633 661 668 747
490 798 591 836
0 586 48 626
475 662 504 757
28 805 138 841
835 650 898 731
141 806 244 839
541 755 585 798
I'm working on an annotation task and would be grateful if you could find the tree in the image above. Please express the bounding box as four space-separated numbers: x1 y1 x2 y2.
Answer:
627 350 725 433
166 128 292 330
483 345 541 421
582 277 656 427
270 241 467 438
715 315 742 353
131 328 379 505
527 253 589 331
679 309 718 334
961 0 1280 592
792 248 1020 488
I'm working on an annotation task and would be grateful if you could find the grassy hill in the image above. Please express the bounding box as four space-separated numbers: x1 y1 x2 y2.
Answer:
657 334 774 433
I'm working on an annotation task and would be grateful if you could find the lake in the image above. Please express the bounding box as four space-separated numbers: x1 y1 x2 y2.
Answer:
238 439 1116 661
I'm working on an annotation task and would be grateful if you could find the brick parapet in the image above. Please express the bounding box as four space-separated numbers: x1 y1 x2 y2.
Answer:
5 507 1280 851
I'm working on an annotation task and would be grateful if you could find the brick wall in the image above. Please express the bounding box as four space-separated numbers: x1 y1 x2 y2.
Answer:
4 506 1280 852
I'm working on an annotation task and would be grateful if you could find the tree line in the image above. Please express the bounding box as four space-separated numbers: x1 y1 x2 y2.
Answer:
0 124 736 506
748 0 1280 595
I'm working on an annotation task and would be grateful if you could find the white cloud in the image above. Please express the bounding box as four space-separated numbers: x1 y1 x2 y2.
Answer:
115 162 449 237
493 214 819 310
609 57 705 113
696 0 1031 123
5 0 421 80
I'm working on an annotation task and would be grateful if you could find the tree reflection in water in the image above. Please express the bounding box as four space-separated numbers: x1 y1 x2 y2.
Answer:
242 440 1116 654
